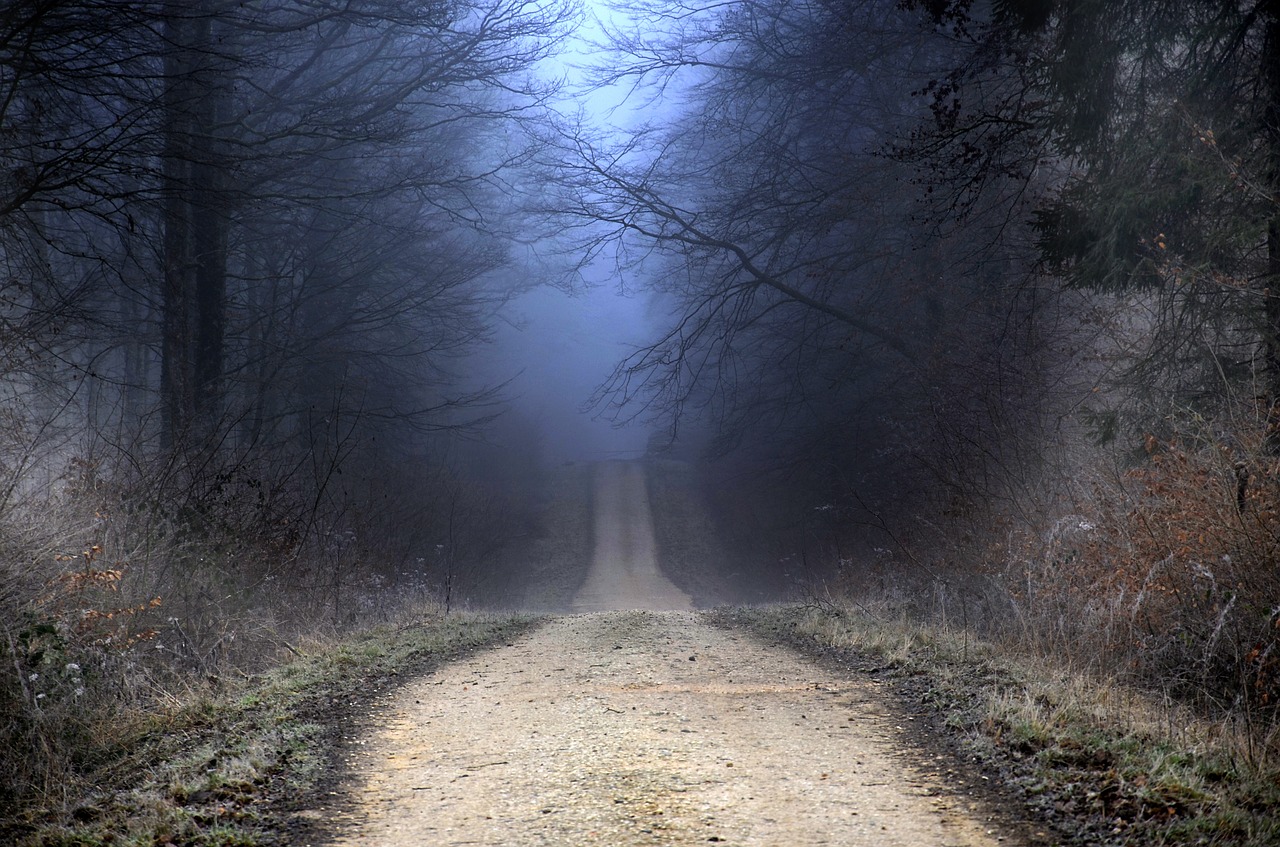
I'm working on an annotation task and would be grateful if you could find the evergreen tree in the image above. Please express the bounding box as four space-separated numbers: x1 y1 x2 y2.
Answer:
906 1 1280 439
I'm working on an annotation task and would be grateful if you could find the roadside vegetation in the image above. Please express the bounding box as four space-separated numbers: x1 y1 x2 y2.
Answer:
691 411 1280 844
510 462 595 612
644 458 785 607
8 1 1280 844
720 604 1280 847
1 605 537 847
0 2 565 838
596 0 1280 822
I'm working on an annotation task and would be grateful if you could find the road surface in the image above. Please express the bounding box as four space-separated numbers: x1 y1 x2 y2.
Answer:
572 461 693 613
326 462 1003 846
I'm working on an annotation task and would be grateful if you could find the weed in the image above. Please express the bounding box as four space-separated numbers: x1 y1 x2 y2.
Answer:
722 603 1280 847
5 610 540 846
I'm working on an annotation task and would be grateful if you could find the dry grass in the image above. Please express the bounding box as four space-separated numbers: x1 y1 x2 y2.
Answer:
995 426 1280 723
3 605 540 847
724 602 1280 846
506 462 594 612
0 433 550 835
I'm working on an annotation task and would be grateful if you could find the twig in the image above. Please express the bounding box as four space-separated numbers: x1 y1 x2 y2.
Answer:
463 760 509 770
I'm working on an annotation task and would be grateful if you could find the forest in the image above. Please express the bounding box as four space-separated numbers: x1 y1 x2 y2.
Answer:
3 0 1280 840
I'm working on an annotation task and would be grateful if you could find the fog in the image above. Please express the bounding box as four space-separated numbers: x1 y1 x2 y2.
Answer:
7 4 1280 819
6 0 1274 631
469 268 657 463
464 0 673 465
0 0 1065 579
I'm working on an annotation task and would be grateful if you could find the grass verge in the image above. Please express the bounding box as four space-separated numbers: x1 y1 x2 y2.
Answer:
713 603 1280 847
644 458 786 606
4 611 542 847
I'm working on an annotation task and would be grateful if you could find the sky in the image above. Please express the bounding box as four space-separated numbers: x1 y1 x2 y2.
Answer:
469 0 664 464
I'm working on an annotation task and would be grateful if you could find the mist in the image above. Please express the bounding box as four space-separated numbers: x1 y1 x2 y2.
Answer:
6 5 1280 809
467 264 656 464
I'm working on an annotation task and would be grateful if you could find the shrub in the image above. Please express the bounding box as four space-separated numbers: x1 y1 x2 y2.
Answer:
1009 414 1280 751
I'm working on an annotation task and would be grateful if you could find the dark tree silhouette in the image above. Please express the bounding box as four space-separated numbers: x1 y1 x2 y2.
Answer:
538 0 1065 549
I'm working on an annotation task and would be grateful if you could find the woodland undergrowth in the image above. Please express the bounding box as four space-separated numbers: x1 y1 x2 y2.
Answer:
0 437 526 829
819 408 1280 771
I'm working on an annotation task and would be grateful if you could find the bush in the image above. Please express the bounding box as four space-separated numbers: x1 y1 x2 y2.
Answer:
1004 414 1280 751
1110 426 1278 714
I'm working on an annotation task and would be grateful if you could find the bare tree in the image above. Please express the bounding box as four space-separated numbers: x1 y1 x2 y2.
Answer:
526 0 1081 585
0 0 573 601
151 0 570 449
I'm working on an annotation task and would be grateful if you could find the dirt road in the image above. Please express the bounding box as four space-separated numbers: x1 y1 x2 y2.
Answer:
326 463 1005 845
572 462 692 613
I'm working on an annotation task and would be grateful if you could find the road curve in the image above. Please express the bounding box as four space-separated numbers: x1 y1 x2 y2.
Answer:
327 612 1004 846
321 460 1006 846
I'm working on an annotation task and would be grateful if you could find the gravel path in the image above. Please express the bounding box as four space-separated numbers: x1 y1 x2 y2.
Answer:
326 463 1005 845
573 462 692 613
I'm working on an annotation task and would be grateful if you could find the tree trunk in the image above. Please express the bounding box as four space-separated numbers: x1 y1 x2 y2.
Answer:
192 49 230 429
1263 2 1280 452
160 9 196 449
161 1 230 448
